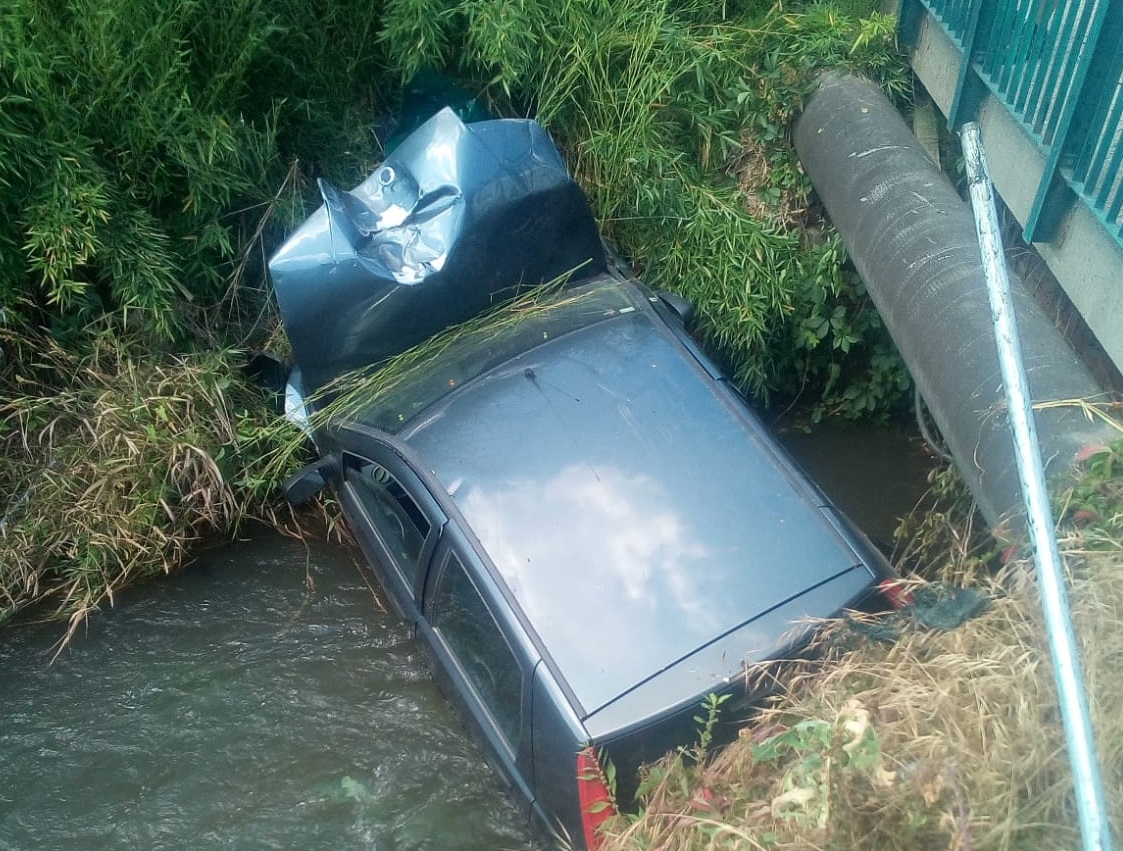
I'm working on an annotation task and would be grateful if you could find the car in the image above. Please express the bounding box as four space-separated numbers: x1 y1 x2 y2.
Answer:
267 109 894 849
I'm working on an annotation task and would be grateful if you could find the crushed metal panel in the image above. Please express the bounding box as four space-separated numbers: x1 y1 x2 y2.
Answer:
269 109 606 391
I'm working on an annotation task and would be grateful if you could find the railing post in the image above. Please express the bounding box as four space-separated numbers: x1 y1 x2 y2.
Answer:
947 0 988 128
896 0 926 48
962 121 1114 851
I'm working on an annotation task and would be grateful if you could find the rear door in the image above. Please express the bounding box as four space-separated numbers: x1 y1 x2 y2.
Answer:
416 528 539 819
336 427 446 622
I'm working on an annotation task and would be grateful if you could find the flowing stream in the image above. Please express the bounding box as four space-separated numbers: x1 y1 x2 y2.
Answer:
0 531 542 851
776 418 937 550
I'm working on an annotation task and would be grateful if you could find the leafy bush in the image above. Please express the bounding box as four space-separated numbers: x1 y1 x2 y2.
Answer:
0 0 390 344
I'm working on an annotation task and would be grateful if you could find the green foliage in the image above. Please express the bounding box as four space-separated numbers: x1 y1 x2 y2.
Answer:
0 0 391 343
689 692 732 764
3 1 255 338
377 0 911 412
1055 416 1123 542
618 698 899 849
777 236 912 422
3 0 910 406
744 703 892 834
892 461 1001 581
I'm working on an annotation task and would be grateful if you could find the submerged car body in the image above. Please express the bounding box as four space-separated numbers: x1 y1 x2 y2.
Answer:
270 110 892 848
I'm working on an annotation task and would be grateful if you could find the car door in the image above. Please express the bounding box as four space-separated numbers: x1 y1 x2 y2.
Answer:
336 431 445 623
415 527 539 820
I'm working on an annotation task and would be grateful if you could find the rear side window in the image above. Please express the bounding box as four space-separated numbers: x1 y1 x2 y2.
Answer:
345 456 430 583
432 553 523 749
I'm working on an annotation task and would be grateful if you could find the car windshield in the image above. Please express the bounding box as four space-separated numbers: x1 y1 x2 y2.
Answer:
348 275 637 433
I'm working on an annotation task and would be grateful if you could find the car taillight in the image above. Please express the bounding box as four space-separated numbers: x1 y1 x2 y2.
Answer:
878 578 913 609
576 747 616 849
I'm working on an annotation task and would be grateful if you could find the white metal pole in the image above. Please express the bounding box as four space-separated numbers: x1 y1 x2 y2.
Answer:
961 121 1113 851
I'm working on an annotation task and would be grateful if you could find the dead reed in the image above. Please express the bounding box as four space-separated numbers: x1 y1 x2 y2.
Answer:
602 443 1123 851
0 329 300 642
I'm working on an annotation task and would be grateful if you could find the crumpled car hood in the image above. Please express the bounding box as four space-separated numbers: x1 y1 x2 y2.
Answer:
269 109 606 392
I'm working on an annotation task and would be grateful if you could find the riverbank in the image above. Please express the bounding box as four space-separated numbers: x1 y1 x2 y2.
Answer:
597 429 1123 850
0 335 305 637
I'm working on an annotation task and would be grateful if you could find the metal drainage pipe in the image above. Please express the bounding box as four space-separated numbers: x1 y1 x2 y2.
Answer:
793 73 1112 532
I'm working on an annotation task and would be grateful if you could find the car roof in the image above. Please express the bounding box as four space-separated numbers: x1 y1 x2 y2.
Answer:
398 281 869 717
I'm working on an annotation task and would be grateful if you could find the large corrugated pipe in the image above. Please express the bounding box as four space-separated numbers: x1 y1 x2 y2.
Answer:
794 73 1112 532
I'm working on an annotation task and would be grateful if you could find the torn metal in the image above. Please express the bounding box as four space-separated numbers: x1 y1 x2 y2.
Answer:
269 109 605 392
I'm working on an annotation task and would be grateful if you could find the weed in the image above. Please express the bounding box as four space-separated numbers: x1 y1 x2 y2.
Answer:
689 692 732 764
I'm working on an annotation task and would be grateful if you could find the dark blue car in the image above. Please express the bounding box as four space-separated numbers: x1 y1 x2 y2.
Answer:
270 110 893 849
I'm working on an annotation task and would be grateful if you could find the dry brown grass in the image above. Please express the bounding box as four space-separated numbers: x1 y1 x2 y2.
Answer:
730 137 808 232
601 509 1123 850
0 330 300 642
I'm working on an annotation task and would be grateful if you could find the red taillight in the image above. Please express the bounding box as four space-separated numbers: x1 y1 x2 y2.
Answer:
576 747 616 849
878 578 914 609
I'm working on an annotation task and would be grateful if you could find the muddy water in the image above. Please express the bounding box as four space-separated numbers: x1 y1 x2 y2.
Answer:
776 418 938 550
0 531 543 851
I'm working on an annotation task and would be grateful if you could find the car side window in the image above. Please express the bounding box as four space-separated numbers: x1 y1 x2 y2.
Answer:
432 553 522 750
345 455 430 583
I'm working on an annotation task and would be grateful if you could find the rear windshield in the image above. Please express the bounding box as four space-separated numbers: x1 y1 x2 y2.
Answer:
350 275 636 432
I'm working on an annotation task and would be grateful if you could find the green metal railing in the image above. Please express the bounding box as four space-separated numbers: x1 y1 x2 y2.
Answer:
899 0 1123 247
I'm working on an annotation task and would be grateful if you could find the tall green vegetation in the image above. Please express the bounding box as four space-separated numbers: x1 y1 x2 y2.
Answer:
378 0 909 413
2 0 908 404
2 0 907 401
0 0 389 342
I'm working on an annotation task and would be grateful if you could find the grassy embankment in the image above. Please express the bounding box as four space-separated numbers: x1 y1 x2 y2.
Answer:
1 0 909 631
0 0 391 632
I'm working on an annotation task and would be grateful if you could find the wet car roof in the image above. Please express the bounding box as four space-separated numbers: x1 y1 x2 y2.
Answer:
397 284 869 716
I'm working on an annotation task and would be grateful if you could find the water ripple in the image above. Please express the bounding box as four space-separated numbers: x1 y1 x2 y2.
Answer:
0 529 542 851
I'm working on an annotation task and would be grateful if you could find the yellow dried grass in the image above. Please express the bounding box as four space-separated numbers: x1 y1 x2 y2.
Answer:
0 330 297 639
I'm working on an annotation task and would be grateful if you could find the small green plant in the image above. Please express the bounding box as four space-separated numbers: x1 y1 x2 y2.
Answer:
689 691 732 764
744 701 892 833
1057 435 1123 542
577 745 619 815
